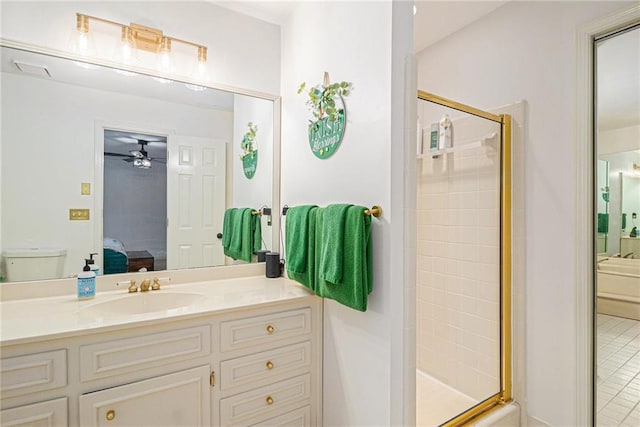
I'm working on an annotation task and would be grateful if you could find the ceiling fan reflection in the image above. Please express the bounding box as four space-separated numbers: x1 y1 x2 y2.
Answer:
104 139 167 169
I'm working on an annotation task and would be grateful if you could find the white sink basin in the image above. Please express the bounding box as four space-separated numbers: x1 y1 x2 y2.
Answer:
83 292 203 316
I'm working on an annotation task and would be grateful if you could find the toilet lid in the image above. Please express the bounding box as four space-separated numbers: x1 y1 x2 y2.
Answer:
2 248 66 257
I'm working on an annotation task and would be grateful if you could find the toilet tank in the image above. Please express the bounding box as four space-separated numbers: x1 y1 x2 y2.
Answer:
2 248 67 282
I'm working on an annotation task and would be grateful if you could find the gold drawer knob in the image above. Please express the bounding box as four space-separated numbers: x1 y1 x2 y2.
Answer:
266 361 274 370
266 325 275 334
106 409 115 421
266 396 274 405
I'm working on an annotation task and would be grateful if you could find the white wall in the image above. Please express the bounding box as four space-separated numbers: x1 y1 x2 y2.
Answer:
1 71 232 278
0 1 280 95
281 1 413 425
417 1 632 425
232 94 274 252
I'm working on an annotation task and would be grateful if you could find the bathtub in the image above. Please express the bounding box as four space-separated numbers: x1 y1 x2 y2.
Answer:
597 257 640 320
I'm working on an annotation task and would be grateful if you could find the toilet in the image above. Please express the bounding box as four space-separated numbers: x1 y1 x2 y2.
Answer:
2 248 67 281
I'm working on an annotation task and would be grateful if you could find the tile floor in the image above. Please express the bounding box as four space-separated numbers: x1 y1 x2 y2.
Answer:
597 314 640 427
416 370 476 426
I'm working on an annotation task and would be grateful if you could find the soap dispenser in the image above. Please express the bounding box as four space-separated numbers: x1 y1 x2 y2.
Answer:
77 258 96 300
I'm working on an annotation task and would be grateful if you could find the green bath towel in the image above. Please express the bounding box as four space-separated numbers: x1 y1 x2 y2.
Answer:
316 205 372 312
285 206 318 291
319 204 351 284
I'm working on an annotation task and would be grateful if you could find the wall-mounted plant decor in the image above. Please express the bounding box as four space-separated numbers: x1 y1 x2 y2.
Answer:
298 72 352 159
240 122 258 179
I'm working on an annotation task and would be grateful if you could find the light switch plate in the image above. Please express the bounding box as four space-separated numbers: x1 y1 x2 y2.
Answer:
81 183 91 195
69 209 90 220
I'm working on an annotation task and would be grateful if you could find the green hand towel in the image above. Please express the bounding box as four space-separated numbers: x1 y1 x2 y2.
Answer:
222 208 236 258
286 206 318 291
237 208 254 263
223 208 257 263
316 205 372 312
229 208 246 253
319 204 351 284
286 205 318 274
253 214 262 253
597 213 609 234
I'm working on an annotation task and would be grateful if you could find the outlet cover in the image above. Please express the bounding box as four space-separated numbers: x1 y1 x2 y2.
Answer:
69 209 90 220
81 183 91 195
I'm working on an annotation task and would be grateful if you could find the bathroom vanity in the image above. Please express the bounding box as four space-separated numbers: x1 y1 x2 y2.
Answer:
0 275 322 426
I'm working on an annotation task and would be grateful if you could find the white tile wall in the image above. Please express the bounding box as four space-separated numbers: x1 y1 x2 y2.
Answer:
416 109 502 400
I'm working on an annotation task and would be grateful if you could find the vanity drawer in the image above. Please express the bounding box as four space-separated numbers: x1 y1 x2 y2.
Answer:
79 325 210 382
220 341 312 391
0 350 67 399
220 308 311 353
220 373 311 426
0 397 68 427
248 405 311 427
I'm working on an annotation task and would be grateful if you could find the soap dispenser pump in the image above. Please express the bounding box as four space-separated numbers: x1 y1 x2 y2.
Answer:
77 257 96 300
88 252 99 276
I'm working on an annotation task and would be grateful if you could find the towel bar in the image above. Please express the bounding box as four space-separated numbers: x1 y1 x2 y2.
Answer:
282 205 382 218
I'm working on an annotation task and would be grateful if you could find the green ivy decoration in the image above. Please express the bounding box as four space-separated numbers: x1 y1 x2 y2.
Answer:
297 80 353 122
240 122 257 160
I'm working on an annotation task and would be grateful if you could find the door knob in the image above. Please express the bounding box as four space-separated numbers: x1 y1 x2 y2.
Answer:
106 409 115 421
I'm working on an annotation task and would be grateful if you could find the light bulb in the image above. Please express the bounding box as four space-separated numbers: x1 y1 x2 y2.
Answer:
114 26 138 76
153 37 173 84
70 14 97 68
185 46 208 92
157 36 172 73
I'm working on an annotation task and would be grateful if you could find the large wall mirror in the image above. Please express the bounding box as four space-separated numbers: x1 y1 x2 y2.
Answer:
0 44 279 283
594 24 639 427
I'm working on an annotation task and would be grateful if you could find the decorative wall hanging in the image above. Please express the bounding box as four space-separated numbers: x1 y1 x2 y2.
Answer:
240 122 258 179
297 72 352 159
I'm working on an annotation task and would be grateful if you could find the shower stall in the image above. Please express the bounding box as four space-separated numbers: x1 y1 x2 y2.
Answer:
415 92 512 426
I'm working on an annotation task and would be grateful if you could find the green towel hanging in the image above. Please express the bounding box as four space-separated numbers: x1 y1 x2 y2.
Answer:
316 205 372 312
285 206 318 291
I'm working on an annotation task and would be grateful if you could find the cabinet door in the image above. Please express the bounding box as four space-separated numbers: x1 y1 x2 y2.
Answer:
79 366 210 427
0 397 68 427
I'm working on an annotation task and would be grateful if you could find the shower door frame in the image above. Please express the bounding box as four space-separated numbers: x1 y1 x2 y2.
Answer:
416 91 513 426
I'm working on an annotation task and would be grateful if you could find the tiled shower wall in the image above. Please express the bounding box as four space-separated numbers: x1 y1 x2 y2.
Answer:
416 110 501 400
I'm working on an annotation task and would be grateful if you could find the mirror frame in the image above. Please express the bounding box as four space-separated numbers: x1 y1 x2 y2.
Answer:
0 38 282 280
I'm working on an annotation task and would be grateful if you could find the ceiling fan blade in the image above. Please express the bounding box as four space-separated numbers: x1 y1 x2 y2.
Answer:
105 152 133 158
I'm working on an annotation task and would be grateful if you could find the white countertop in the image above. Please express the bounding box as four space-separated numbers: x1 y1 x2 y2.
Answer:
0 276 314 346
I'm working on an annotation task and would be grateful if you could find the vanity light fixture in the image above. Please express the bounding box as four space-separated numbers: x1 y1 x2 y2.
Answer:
73 13 208 82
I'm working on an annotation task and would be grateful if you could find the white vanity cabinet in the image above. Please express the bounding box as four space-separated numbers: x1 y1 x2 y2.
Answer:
0 292 322 427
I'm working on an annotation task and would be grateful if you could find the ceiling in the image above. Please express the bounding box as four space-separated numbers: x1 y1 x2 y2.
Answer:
413 1 507 53
212 0 507 53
